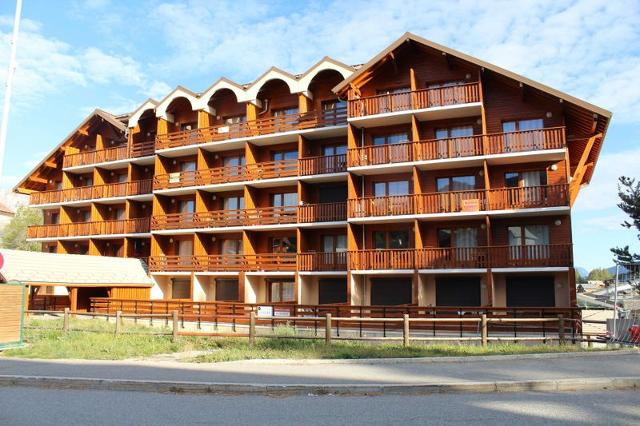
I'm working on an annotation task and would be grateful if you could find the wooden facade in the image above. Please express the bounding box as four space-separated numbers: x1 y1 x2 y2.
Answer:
15 33 610 310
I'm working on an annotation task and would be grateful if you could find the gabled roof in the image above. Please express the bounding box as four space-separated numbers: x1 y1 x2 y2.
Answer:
0 249 153 286
127 98 159 129
333 32 612 119
155 85 200 119
13 109 127 194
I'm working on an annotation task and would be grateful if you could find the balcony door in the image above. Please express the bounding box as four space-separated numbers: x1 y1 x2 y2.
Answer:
272 107 299 131
437 227 480 266
508 225 550 262
502 118 544 152
435 126 474 158
220 239 243 268
268 280 295 303
223 155 245 178
373 180 411 215
321 144 347 173
436 175 477 212
320 234 347 269
376 87 410 114
372 132 410 163
176 239 193 269
271 192 297 221
321 99 346 124
178 199 195 224
505 170 548 207
271 150 298 175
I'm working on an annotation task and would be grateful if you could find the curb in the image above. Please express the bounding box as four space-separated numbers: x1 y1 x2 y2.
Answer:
0 375 638 396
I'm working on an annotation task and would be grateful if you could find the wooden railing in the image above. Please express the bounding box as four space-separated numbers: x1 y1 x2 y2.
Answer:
27 217 151 239
348 245 572 270
156 107 347 150
149 253 297 272
151 202 346 230
348 82 480 117
62 140 155 168
348 127 565 167
154 155 345 190
29 179 153 205
348 185 569 218
299 252 347 271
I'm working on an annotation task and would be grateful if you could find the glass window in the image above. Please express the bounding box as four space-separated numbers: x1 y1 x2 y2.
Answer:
223 115 246 125
171 279 191 299
454 228 478 247
117 173 127 183
323 145 347 156
437 176 476 192
374 231 386 249
438 229 452 247
272 192 298 207
374 180 410 196
374 182 387 197
273 107 299 117
389 231 409 249
272 236 296 253
115 208 126 221
504 171 547 188
221 239 242 255
436 126 474 139
269 281 295 303
272 150 298 161
180 161 196 172
508 226 523 246
502 119 543 132
223 196 244 210
373 133 409 146
177 240 193 256
323 235 347 252
505 172 520 188
179 200 195 214
223 155 245 167
216 279 238 301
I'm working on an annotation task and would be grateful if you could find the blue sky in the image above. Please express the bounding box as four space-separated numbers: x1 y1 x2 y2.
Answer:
0 0 639 271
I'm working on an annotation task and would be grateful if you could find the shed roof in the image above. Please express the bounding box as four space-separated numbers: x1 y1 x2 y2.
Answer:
0 249 153 287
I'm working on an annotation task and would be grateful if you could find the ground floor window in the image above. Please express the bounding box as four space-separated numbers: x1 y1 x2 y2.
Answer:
171 278 191 300
506 276 555 307
268 280 295 303
370 278 412 306
435 277 481 306
215 279 239 301
318 279 347 304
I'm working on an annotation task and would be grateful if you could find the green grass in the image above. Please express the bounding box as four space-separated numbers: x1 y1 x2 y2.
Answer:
0 317 608 362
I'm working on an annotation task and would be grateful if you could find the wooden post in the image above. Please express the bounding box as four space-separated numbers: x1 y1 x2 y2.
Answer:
481 314 488 347
403 314 410 347
249 311 256 345
115 310 121 335
63 308 70 334
587 335 592 348
172 310 179 342
558 315 565 345
325 313 332 345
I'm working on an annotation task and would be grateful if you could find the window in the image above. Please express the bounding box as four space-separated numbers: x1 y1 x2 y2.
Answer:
322 144 347 156
180 123 196 131
372 133 409 146
376 87 411 113
323 235 347 252
81 176 93 187
435 126 475 158
116 173 127 183
178 200 195 214
223 155 245 177
180 161 196 173
321 99 346 123
508 224 550 259
268 280 295 303
221 239 243 255
373 230 410 249
504 171 547 188
273 107 299 117
271 236 296 253
216 279 239 301
81 210 91 222
171 278 191 299
223 196 244 211
50 212 59 224
272 150 298 162
436 176 476 192
373 180 410 197
177 240 193 256
502 119 544 151
114 208 126 221
271 192 297 207
504 171 548 206
223 115 246 125
437 228 478 248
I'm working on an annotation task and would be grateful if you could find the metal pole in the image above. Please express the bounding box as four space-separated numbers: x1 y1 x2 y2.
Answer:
613 264 619 340
0 0 23 181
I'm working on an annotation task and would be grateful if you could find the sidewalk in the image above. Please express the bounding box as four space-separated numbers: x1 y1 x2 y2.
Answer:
0 351 638 395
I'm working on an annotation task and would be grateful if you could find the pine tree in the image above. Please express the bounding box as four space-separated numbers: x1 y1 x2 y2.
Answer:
611 176 640 264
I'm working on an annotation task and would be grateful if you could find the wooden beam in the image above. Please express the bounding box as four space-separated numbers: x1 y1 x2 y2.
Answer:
42 160 58 169
569 134 601 205
28 176 48 184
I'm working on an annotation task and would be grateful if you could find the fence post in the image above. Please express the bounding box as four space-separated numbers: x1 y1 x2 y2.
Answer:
63 308 70 334
558 315 565 345
325 313 332 345
481 314 488 347
403 314 410 347
172 311 179 342
249 311 256 345
115 311 122 335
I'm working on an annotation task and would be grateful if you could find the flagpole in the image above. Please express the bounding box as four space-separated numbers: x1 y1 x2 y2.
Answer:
0 0 23 184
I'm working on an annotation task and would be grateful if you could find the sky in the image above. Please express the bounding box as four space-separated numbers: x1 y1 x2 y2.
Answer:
0 0 639 271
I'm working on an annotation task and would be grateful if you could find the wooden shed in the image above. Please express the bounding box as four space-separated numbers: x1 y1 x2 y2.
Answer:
0 281 25 349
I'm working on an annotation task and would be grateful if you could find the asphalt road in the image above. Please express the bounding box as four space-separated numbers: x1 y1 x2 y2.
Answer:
0 386 638 425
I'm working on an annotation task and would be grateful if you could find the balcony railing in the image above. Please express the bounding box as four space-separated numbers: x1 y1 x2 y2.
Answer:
29 179 153 205
62 140 154 168
348 184 569 218
151 202 347 230
349 245 572 270
299 252 347 271
148 253 297 272
348 82 480 118
348 127 565 167
27 217 151 239
154 154 346 190
155 107 347 150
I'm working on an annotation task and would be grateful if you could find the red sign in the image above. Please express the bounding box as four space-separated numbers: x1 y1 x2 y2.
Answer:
0 252 4 270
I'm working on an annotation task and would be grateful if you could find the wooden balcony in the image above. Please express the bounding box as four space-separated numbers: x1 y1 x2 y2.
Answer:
148 253 297 272
62 141 154 168
349 245 573 270
347 82 480 118
348 184 569 218
155 107 347 150
151 202 347 230
348 127 565 167
154 154 346 190
29 179 153 205
27 217 151 239
298 252 347 271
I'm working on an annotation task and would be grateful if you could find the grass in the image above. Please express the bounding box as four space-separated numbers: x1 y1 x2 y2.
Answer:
0 317 609 362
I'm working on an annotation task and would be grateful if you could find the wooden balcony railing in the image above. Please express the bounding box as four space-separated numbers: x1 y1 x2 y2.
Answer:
148 253 297 272
155 107 347 150
348 82 480 118
298 252 347 271
151 202 346 230
349 245 573 270
62 140 154 168
348 185 569 218
348 127 565 167
154 155 345 190
29 179 153 205
27 217 151 239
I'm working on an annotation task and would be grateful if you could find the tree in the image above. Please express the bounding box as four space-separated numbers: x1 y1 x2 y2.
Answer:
611 176 640 263
1 206 43 251
575 270 587 284
587 267 613 282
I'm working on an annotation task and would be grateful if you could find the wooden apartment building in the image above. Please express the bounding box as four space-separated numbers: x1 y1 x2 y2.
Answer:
15 33 610 309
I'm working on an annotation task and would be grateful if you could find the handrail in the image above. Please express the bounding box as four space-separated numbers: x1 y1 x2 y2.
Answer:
149 253 297 272
62 140 155 168
29 179 153 205
27 217 151 238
